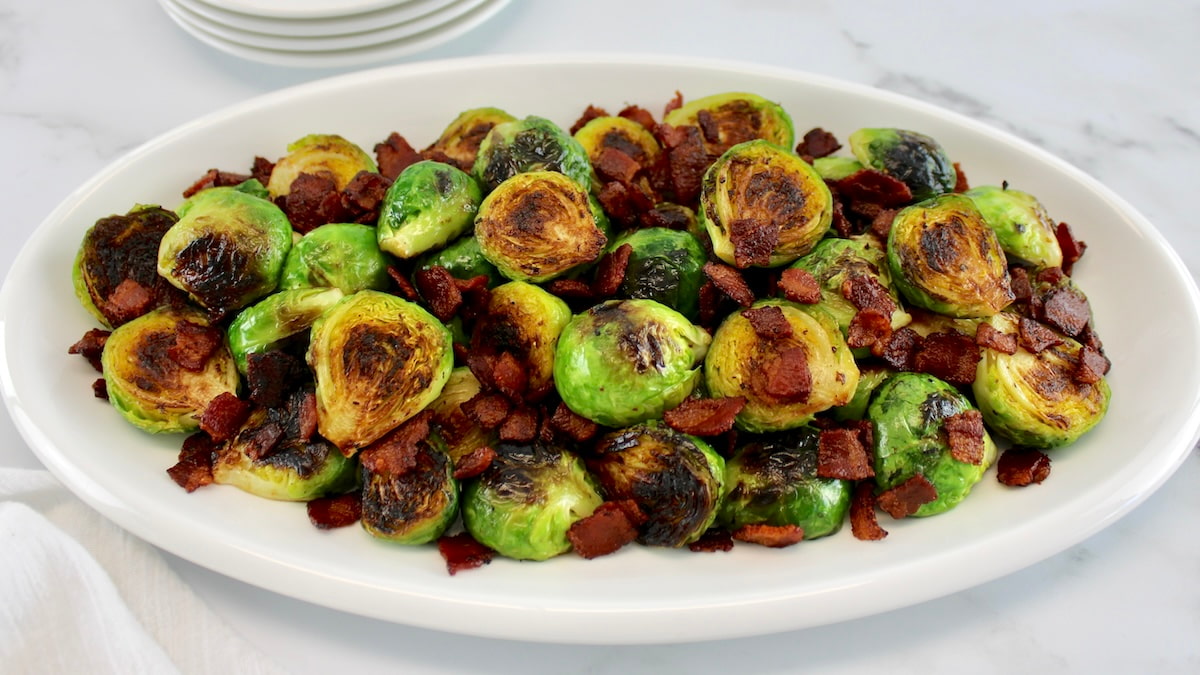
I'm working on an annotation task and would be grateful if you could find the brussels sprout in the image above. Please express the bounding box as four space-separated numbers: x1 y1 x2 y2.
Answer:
699 140 833 267
266 134 377 199
554 299 711 427
416 235 502 287
663 91 795 156
279 223 390 294
903 307 983 338
973 313 1109 447
964 185 1063 270
461 441 603 561
360 430 458 545
226 287 344 374
718 426 851 539
705 300 859 432
610 227 708 320
376 160 483 259
73 204 183 328
157 187 293 315
427 107 517 169
573 115 661 168
830 366 892 422
231 178 270 200
474 171 609 283
307 290 453 454
473 281 572 401
589 423 725 547
869 372 997 516
473 116 595 194
100 307 239 434
888 193 1014 318
848 128 956 201
426 367 495 462
811 156 864 182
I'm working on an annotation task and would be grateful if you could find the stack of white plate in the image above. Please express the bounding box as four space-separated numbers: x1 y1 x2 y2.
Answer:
158 0 512 68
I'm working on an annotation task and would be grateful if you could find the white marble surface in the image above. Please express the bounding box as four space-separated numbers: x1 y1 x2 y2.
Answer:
2 0 1198 672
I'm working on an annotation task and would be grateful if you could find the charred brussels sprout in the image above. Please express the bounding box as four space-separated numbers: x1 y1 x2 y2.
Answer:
426 367 495 462
964 185 1063 269
474 171 608 283
377 160 483 259
719 426 851 539
610 227 707 320
574 115 661 167
869 372 997 516
973 313 1109 447
307 290 453 454
461 442 602 560
706 300 859 432
700 140 833 267
473 116 594 194
554 299 710 427
427 107 517 169
157 187 293 315
888 193 1014 318
265 134 377 199
473 281 571 401
663 91 795 156
226 287 344 374
360 431 458 545
589 423 725 547
280 223 390 294
416 235 502 287
849 128 956 201
100 307 239 434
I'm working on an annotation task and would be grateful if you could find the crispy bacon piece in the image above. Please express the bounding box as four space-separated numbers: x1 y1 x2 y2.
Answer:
490 352 529 402
241 421 283 461
386 266 419 301
250 156 274 186
245 350 304 409
877 474 938 519
453 445 498 480
549 403 599 443
618 104 657 132
437 532 495 575
952 162 970 192
697 281 724 326
639 202 692 230
833 169 913 207
568 501 640 559
168 321 223 371
101 278 154 326
869 207 899 240
703 262 755 306
882 326 921 371
817 427 874 480
166 433 216 492
729 218 781 268
776 268 821 305
92 379 108 399
842 274 896 316
663 91 684 117
340 170 390 224
498 406 539 443
414 265 463 323
306 493 362 529
846 309 893 354
1055 222 1087 275
461 391 511 430
762 347 812 401
68 328 111 372
279 172 342 234
656 123 708 205
912 331 980 385
182 168 251 198
688 529 735 552
849 482 887 541
663 397 746 436
595 147 642 185
975 322 1018 354
375 132 422 182
732 523 805 548
592 243 633 298
796 128 841 161
199 392 252 443
1009 266 1033 304
359 411 432 472
741 306 792 340
569 104 609 135
596 181 639 227
997 447 1052 486
945 410 986 465
1018 317 1063 353
1074 345 1111 384
291 389 318 442
545 278 595 301
1039 285 1090 338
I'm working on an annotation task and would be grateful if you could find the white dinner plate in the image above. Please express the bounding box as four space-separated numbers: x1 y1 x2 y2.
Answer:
173 0 461 39
3 55 1198 645
201 0 407 21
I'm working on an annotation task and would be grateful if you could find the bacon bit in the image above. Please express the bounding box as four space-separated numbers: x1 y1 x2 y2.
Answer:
569 104 609 135
596 181 639 226
306 493 362 529
833 169 913 207
762 347 812 401
340 170 391 224
952 162 970 192
453 445 498 480
1008 266 1033 304
703 261 755 306
461 391 511 430
292 389 318 442
830 197 854 238
595 147 642 185
498 406 539 443
68 328 111 372
181 168 252 198
360 412 433 470
688 529 735 552
877 474 938 519
250 156 274 185
168 321 222 371
1039 285 1091 338
842 274 897 316
944 410 986 465
882 326 921 371
912 331 980 385
246 351 303 409
639 202 692 230
549 402 599 443
1079 324 1105 353
101 278 154 326
663 91 684 117
374 132 422 182
657 123 708 205
240 421 283 461
167 433 217 492
568 501 640 559
796 127 841 161
1055 222 1087 275
545 278 595 301
279 172 342 234
491 352 529 402
975 322 1018 354
849 482 887 541
741 305 792 340
847 309 893 354
729 218 781 268
437 532 495 575
609 498 649 528
1018 317 1064 353
92 378 108 399
199 392 252 443
618 105 658 133
1074 345 1111 384
777 268 822 304
386 266 419 301
413 265 463 323
817 428 875 480
997 447 1052 486
697 281 723 326
732 523 805 548
663 396 746 436
592 243 633 298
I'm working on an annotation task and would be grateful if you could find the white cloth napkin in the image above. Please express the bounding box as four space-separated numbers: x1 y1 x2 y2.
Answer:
0 467 287 675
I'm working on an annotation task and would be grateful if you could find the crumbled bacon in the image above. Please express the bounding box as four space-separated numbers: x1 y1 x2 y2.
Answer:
846 309 893 354
92 379 108 399
882 326 921 371
592 243 632 298
953 162 970 192
245 351 304 409
101 278 154 326
795 128 841 161
663 397 746 436
830 196 854 238
545 278 595 301
761 347 812 401
461 391 511 430
452 445 497 480
68 328 110 372
1074 345 1111 384
842 274 897 316
291 389 318 442
568 501 640 559
1055 222 1087 275
729 218 781 268
250 156 274 186
944 410 986 465
166 433 216 492
414 265 463 323
181 168 251 198
975 322 1018 354
498 405 539 443
594 147 642 185
997 447 1052 486
437 532 494 575
849 482 887 541
240 421 283 461
618 104 657 132
868 208 899 240
1018 317 1063 353
687 529 735 552
569 104 609 135
832 169 913 207
817 427 874 480
491 352 529 402
339 170 390 224
1008 266 1033 304
279 172 342 234
306 493 362 529
776 268 821 304
199 392 252 443
548 403 599 443
374 132 422 182
359 411 432 472
167 321 223 371
639 202 692 230
1039 285 1091 338
912 331 980 385
741 305 792 340
656 123 708 205
877 474 938 519
663 91 683 117
703 262 755 306
386 266 419 301
732 523 805 548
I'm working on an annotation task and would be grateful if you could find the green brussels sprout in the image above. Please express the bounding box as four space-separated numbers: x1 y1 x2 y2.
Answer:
903 307 983 338
72 204 183 328
869 372 997 517
718 426 851 539
307 290 453 454
588 423 725 547
461 441 603 561
266 134 377 199
964 185 1063 270
427 106 517 170
416 235 502 287
973 312 1110 447
376 160 483 259
663 91 795 156
830 366 892 422
811 156 864 181
699 140 833 268
609 227 708 320
426 367 495 463
226 287 345 374
554 299 711 427
472 116 595 194
231 178 270 200
472 281 572 401
848 128 956 201
705 300 859 432
279 223 390 294
157 187 293 315
474 171 609 283
888 193 1014 318
573 115 662 168
360 430 458 545
100 307 239 434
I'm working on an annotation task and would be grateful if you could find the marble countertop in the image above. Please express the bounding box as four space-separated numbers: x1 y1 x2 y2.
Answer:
2 0 1197 672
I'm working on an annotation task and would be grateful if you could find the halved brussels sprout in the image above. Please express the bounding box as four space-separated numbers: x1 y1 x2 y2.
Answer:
473 116 595 194
266 134 377 199
574 115 661 167
426 367 495 462
973 312 1109 447
700 140 833 267
888 193 1014 318
554 299 711 427
848 128 956 201
663 91 795 156
869 372 997 516
609 227 708 320
157 187 293 315
427 106 517 169
376 160 483 259
474 171 609 283
718 426 851 539
416 234 502 286
705 299 859 432
473 281 571 401
811 156 864 182
964 185 1063 269
589 423 725 547
73 204 182 328
279 223 390 294
100 307 239 434
360 430 458 545
226 287 344 374
461 441 603 561
307 290 453 454
830 366 891 422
